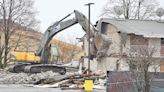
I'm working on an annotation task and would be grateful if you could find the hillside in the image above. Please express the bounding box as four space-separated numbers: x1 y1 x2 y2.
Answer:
8 29 82 63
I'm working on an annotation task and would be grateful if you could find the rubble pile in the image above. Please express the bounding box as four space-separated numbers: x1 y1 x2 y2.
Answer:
0 69 106 90
0 69 59 84
34 70 106 90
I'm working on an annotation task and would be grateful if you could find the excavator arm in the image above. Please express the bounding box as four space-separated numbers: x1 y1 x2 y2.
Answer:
36 10 98 64
36 15 77 56
36 10 96 56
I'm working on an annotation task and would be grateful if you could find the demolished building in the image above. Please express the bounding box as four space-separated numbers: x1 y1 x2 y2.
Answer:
83 19 164 72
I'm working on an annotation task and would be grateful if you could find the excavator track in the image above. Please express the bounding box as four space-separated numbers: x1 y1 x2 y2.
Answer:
8 63 31 73
8 64 66 75
24 64 66 75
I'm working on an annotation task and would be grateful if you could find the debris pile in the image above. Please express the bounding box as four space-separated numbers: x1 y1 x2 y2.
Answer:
0 68 106 90
0 69 59 84
33 70 106 90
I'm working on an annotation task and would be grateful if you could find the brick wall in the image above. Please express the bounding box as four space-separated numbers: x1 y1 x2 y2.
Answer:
129 34 148 45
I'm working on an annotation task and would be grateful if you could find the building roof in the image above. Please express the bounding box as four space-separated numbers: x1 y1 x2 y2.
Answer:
100 18 164 38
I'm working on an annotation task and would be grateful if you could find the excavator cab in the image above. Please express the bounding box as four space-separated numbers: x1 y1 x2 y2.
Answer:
8 45 59 65
40 44 59 64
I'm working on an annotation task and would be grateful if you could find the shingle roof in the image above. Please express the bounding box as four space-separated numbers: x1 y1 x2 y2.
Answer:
100 18 164 38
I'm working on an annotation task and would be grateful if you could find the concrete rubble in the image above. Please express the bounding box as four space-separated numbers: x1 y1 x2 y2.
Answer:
0 68 106 91
0 69 59 84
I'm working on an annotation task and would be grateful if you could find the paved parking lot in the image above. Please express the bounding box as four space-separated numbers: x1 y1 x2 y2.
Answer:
0 84 105 92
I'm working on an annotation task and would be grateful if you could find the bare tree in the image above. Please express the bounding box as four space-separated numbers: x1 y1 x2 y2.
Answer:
124 42 160 92
10 30 40 51
62 41 81 63
102 0 159 19
67 37 81 62
0 0 38 68
113 33 160 92
53 36 82 64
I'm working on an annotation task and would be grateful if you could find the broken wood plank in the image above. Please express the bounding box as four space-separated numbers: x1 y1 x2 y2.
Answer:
60 87 83 90
93 85 106 90
60 84 84 90
33 74 80 85
33 79 70 88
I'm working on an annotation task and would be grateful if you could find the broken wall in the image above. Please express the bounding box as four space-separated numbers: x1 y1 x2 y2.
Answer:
83 22 163 72
96 23 129 72
95 23 163 72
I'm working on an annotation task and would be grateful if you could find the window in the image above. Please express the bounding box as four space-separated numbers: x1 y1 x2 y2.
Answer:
161 38 164 45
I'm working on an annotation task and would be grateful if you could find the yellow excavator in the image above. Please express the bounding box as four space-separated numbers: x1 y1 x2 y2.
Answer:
9 51 40 64
8 10 111 74
9 46 59 65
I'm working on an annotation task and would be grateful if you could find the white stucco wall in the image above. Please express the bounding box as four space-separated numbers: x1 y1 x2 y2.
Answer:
148 38 161 72
148 38 161 57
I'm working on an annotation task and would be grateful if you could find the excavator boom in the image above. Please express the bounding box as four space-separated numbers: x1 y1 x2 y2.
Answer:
36 10 96 56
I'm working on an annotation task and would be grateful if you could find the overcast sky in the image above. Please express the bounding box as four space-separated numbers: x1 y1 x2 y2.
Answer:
34 0 164 42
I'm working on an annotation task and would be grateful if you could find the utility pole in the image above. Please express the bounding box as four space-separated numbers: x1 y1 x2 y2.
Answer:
85 3 94 71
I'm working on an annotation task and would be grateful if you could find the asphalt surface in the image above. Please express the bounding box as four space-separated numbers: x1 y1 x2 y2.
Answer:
0 79 163 92
0 84 164 92
151 79 164 88
0 84 105 92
